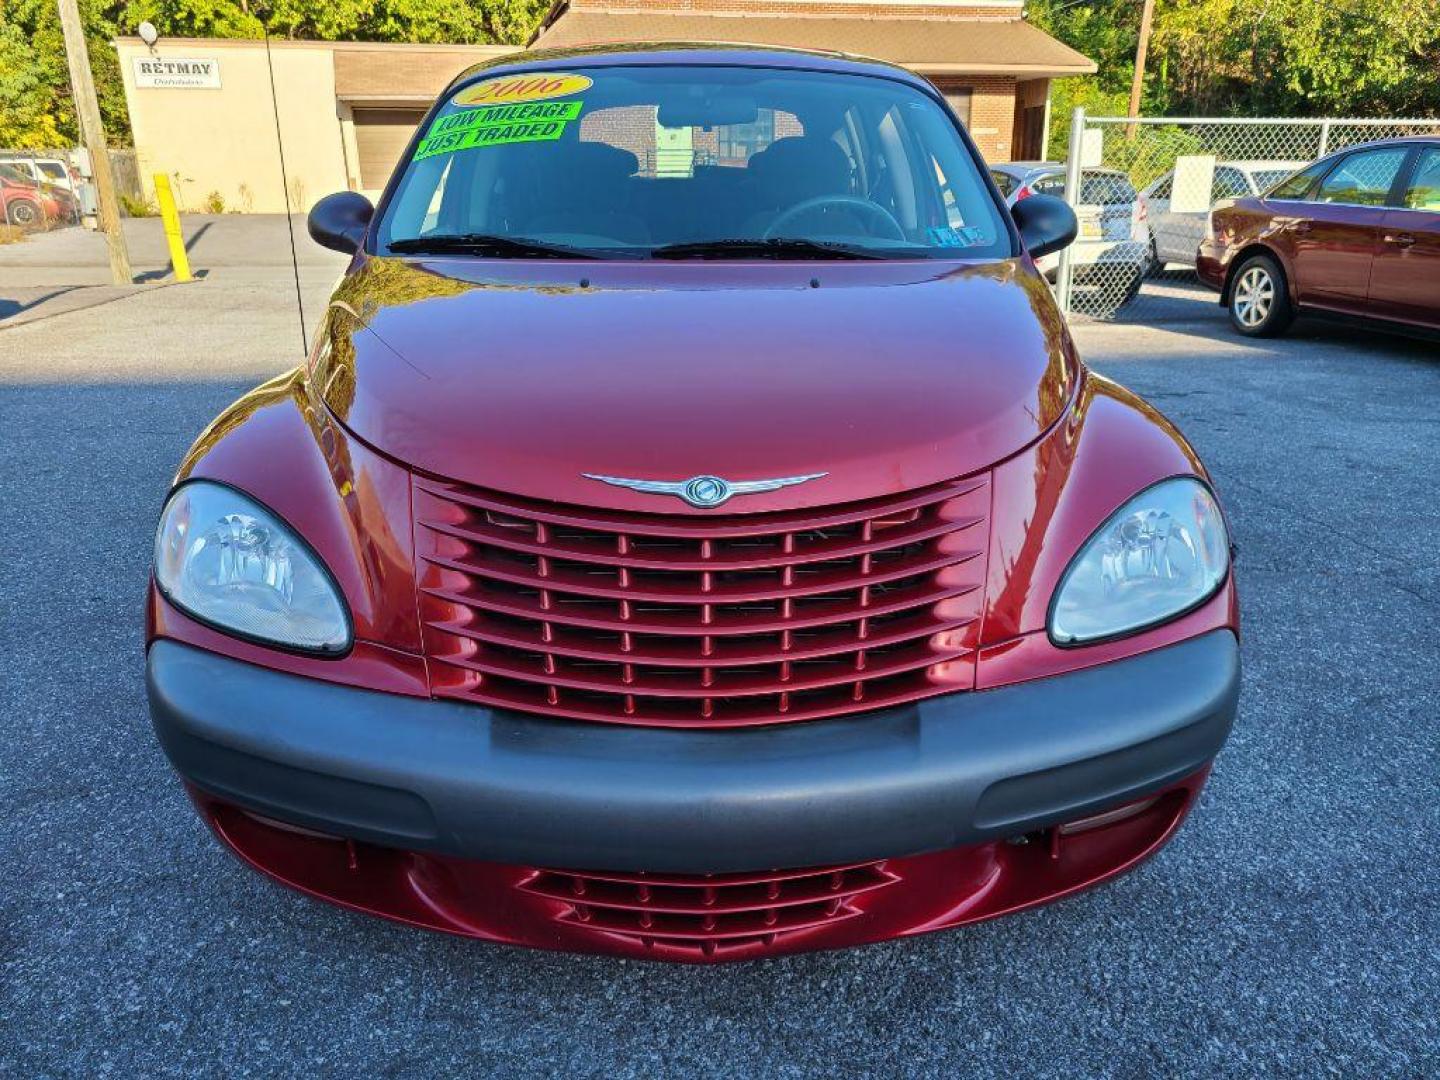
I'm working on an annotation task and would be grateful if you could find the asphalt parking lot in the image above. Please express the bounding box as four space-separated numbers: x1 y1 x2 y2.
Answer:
2 225 1437 1077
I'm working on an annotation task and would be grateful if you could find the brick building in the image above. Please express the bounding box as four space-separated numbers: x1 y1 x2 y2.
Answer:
530 0 1096 161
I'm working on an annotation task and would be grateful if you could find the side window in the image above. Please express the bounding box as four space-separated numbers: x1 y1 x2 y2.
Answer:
1268 162 1327 201
989 170 1016 198
1402 148 1440 212
1316 148 1408 207
1213 167 1249 200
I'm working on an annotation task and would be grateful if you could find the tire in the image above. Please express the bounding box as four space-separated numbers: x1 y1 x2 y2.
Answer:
7 198 41 229
1113 268 1143 308
1142 236 1161 279
1228 253 1294 337
1070 267 1143 319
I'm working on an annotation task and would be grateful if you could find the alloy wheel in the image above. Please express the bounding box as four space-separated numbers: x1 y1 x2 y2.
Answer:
1233 265 1275 328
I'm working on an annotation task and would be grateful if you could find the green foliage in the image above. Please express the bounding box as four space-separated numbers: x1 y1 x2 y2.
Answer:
119 191 157 216
0 0 550 148
3 0 1433 153
1032 0 1440 120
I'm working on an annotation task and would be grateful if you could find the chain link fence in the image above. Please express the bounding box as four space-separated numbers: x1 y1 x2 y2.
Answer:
1052 113 1440 323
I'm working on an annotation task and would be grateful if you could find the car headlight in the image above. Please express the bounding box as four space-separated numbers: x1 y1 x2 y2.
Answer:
154 481 351 654
1049 477 1229 645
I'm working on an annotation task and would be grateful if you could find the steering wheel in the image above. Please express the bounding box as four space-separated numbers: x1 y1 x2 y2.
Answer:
763 196 906 241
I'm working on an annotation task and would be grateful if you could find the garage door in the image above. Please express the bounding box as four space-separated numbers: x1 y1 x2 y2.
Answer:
353 109 427 191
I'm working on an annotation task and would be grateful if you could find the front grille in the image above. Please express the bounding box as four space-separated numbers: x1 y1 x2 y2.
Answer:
414 474 990 728
520 863 900 958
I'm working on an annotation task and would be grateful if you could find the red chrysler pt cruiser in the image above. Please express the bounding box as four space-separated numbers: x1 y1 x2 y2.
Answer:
147 46 1240 963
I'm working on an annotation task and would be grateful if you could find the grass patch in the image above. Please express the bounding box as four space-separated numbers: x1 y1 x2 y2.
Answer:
0 224 27 244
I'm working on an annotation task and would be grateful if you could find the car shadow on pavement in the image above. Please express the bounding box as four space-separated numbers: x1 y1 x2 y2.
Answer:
0 286 79 321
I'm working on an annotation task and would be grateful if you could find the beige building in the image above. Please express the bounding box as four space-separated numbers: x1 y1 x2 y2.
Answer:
114 38 517 212
114 2 1091 213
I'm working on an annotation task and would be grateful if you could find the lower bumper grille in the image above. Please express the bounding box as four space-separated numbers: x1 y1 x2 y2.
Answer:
414 475 991 728
191 770 1209 963
520 863 901 958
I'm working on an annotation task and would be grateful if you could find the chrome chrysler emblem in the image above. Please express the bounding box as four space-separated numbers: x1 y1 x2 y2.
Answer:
582 472 827 509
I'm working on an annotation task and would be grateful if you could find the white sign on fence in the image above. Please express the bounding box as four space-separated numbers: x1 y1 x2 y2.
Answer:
133 57 222 90
1171 154 1218 214
1081 128 1105 168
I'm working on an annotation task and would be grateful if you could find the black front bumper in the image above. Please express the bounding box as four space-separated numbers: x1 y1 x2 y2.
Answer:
148 630 1239 874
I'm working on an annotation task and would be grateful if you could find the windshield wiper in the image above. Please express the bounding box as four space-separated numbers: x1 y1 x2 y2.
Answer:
649 238 884 261
386 233 601 260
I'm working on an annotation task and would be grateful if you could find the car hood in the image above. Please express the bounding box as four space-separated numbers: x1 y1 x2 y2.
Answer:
316 256 1077 513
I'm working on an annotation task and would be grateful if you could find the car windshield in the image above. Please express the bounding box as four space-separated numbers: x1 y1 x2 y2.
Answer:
377 64 1010 260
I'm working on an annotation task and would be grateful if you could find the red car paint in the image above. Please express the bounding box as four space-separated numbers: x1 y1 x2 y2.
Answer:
1198 136 1440 334
320 259 1075 507
187 768 1209 963
0 172 57 228
148 46 1239 962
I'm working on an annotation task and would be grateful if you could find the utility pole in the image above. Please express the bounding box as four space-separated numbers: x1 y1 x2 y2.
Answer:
1126 0 1156 138
56 0 133 284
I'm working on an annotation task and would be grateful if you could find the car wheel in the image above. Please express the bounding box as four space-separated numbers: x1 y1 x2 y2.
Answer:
1142 236 1161 278
1068 267 1143 319
1115 268 1143 307
1229 254 1293 337
7 199 41 229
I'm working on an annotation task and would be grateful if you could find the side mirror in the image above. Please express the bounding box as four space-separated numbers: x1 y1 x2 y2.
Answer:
1012 193 1078 260
308 191 373 253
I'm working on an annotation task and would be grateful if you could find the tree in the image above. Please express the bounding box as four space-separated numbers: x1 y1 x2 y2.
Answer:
0 0 551 148
1034 0 1440 121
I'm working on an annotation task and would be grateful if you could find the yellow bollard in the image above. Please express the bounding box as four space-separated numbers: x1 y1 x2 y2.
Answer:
153 173 192 283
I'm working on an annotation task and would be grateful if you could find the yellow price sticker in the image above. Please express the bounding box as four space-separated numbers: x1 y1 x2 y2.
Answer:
453 73 593 108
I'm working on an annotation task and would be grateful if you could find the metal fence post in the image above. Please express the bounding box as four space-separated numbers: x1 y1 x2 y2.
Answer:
1054 106 1085 318
1317 119 1333 158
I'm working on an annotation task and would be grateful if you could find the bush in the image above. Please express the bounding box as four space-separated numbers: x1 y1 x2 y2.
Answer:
0 224 27 244
203 190 225 214
119 193 158 218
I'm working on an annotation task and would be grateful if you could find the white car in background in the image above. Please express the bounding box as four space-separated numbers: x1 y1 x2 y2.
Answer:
1140 160 1305 270
991 162 1150 314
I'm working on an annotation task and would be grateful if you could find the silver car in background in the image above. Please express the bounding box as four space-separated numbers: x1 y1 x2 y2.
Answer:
1140 160 1305 270
991 162 1149 315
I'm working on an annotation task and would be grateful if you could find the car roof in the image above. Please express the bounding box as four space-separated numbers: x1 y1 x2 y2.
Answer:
450 42 930 96
1228 160 1308 171
1324 134 1440 156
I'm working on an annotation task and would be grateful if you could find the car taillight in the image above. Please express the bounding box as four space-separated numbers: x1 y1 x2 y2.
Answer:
1013 185 1033 202
1137 196 1149 223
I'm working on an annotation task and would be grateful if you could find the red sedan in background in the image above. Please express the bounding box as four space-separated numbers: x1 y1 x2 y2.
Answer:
0 163 61 229
1198 137 1440 337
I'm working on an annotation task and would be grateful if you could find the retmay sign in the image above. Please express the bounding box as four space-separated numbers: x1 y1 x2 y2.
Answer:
133 57 222 90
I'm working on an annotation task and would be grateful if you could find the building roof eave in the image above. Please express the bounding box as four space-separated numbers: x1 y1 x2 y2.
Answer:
530 11 1096 77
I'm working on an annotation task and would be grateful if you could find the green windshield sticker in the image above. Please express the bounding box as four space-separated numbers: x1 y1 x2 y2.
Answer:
413 100 584 161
